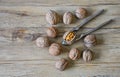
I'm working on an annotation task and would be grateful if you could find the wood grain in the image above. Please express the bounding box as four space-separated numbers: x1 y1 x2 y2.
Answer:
0 5 120 28
0 1 120 77
0 0 120 6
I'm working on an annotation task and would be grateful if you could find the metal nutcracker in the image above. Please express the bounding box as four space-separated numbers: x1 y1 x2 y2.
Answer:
62 9 113 45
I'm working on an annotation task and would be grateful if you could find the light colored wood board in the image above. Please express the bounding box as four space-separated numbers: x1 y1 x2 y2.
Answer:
0 0 120 6
0 28 119 77
0 5 120 28
0 64 119 77
0 12 119 28
0 31 120 62
0 1 120 77
0 39 120 77
0 43 120 62
0 4 120 16
0 28 120 44
1 27 120 36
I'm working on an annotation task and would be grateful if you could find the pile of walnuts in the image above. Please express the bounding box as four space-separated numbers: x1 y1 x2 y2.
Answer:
35 8 97 71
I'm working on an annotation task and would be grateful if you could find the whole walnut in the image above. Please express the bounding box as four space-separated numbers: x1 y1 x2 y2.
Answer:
75 8 87 19
49 43 62 56
84 34 97 48
46 10 60 25
69 48 81 60
36 37 49 48
82 49 93 62
46 27 58 38
55 58 68 71
63 12 74 24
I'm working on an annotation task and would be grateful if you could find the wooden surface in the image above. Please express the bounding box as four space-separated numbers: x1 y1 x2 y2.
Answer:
0 0 120 77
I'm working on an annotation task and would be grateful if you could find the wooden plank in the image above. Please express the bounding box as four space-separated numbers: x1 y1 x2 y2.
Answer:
0 64 119 77
0 0 120 6
0 36 120 76
0 28 120 77
0 39 120 77
0 5 120 28
0 1 120 77
0 28 120 43
0 29 120 61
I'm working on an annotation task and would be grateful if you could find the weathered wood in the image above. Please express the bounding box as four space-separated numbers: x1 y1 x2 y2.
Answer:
0 5 120 28
0 0 120 6
0 1 120 77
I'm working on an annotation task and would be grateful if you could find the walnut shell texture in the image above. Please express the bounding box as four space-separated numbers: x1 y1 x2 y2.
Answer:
55 58 68 71
49 43 62 56
75 8 87 19
82 49 93 62
63 12 74 24
69 48 81 60
36 37 49 48
46 27 58 38
46 10 60 25
62 31 76 45
84 34 97 47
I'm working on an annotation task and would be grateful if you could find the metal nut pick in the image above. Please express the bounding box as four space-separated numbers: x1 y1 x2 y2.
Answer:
62 9 104 45
75 19 113 42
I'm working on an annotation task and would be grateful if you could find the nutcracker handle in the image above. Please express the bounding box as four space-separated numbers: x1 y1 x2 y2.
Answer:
75 19 113 41
73 9 104 31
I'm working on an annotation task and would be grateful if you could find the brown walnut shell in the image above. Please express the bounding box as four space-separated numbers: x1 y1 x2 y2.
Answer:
36 37 49 48
82 49 93 62
69 48 81 60
46 10 60 25
84 34 97 47
46 27 58 38
49 43 62 56
63 12 74 24
75 8 87 19
55 58 68 71
62 31 76 45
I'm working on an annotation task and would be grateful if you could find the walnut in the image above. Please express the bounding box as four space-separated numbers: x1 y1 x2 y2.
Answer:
46 10 60 25
84 34 97 48
55 58 68 71
46 27 58 38
69 48 81 60
49 43 62 56
75 8 87 19
63 12 74 24
82 49 93 62
36 37 49 47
